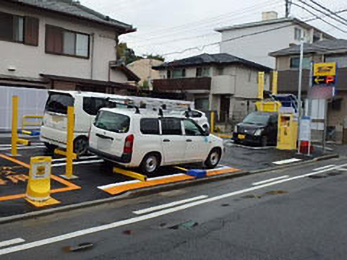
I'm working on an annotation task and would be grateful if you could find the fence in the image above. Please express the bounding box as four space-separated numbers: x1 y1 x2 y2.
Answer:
0 86 48 132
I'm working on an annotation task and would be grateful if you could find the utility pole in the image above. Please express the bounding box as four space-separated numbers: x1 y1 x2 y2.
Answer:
285 0 291 17
297 39 304 153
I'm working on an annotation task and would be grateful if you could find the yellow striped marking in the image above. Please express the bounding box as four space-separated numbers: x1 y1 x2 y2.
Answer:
113 167 147 182
0 153 80 202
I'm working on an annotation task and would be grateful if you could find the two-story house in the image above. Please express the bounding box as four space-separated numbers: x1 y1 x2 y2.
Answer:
152 53 271 129
269 39 347 144
216 11 335 68
0 0 139 93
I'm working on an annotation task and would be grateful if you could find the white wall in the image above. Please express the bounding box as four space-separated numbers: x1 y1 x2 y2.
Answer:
220 22 309 68
0 5 119 82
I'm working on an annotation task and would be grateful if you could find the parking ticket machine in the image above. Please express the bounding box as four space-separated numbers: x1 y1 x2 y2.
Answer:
277 113 298 150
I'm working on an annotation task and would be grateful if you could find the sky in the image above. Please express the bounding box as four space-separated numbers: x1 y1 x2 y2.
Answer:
80 0 347 61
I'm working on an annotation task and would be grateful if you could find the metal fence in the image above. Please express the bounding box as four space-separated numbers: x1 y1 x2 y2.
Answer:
0 86 48 132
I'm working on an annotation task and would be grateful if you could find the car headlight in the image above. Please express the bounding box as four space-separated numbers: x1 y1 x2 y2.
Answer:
254 129 263 136
234 125 238 132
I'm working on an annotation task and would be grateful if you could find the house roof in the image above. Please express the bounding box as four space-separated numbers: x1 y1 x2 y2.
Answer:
152 53 271 72
269 39 347 57
109 61 141 82
8 0 135 34
215 17 334 39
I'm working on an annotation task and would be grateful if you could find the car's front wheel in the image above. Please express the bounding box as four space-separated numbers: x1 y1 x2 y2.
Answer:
74 136 88 155
140 153 161 175
205 148 221 169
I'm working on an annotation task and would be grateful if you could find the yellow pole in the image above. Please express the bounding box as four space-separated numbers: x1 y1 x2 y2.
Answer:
210 111 215 133
258 72 265 100
272 71 278 95
65 106 75 179
11 96 18 156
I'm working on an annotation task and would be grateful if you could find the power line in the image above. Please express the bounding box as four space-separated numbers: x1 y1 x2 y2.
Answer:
291 2 347 33
297 0 347 27
159 8 347 57
307 0 347 25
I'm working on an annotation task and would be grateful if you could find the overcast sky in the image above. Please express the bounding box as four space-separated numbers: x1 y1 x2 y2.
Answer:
81 0 347 61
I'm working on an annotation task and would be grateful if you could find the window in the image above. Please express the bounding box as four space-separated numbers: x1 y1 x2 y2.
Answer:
294 28 302 41
83 97 109 115
326 55 347 68
185 111 202 118
216 67 224 75
195 98 209 111
290 57 311 69
0 12 38 45
161 118 182 135
196 67 210 77
46 25 89 58
140 118 160 135
184 119 203 136
45 93 74 115
94 111 130 133
172 69 186 79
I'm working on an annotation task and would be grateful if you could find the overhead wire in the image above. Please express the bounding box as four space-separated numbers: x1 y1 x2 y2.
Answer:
307 0 347 25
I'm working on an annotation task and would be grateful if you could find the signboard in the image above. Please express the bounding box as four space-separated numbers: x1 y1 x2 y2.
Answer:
299 116 311 141
312 62 337 87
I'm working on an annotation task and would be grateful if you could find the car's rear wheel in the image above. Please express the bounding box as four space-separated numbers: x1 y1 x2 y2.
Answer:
205 148 221 169
140 153 161 175
261 136 268 147
74 136 88 155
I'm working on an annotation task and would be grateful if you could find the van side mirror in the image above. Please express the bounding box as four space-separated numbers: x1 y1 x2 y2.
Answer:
203 128 209 136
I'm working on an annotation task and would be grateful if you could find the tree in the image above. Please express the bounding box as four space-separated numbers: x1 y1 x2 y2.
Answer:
116 42 142 64
144 54 165 62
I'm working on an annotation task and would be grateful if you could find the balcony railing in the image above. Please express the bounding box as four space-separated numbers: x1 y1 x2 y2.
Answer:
153 77 211 92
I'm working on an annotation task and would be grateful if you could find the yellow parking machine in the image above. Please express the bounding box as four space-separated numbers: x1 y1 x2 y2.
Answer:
277 113 298 150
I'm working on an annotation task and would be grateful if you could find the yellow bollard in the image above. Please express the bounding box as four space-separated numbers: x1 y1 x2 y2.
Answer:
210 111 215 133
258 72 265 100
26 156 60 207
272 71 278 95
11 96 18 156
62 106 77 179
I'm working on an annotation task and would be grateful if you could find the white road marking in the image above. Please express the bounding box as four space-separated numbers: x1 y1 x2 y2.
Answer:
313 165 336 171
0 146 45 151
0 238 25 248
98 173 186 190
273 158 302 165
133 195 208 215
1 163 346 256
52 159 103 167
252 175 290 186
52 156 99 162
0 143 43 147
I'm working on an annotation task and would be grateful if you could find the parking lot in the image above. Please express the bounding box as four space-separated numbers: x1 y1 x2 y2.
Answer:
0 133 331 220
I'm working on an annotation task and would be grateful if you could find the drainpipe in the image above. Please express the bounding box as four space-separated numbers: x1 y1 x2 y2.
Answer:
90 33 95 79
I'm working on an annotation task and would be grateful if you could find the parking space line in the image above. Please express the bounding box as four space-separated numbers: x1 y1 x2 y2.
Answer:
133 195 208 215
0 146 45 151
313 165 335 171
273 158 302 165
52 155 99 162
52 159 103 167
252 175 289 186
174 166 188 172
0 153 80 202
0 238 25 248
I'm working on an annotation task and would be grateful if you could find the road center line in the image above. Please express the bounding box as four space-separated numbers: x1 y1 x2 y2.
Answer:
133 195 208 215
313 165 335 171
252 175 289 186
1 163 346 256
0 238 25 248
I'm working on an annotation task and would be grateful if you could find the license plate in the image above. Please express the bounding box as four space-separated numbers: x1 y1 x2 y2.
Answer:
97 138 111 150
238 134 246 139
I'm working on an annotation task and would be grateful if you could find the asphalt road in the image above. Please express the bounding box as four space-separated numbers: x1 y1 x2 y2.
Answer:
0 157 346 260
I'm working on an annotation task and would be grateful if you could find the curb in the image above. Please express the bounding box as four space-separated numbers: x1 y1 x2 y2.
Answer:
0 153 339 225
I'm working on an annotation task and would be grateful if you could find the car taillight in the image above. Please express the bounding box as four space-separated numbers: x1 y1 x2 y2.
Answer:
123 134 134 154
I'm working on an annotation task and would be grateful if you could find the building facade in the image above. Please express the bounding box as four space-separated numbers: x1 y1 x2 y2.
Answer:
153 53 271 130
216 12 335 68
0 0 138 93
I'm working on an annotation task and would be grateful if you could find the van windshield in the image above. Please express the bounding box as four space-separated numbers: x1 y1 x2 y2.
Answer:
243 112 270 125
94 111 130 133
45 93 74 114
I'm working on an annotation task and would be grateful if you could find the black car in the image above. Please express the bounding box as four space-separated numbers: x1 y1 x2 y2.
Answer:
233 111 278 146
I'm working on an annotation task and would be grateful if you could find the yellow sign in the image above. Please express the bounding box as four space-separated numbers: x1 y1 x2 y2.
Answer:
313 63 336 77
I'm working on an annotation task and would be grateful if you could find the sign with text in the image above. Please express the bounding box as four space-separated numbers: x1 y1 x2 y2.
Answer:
313 62 336 76
312 62 337 93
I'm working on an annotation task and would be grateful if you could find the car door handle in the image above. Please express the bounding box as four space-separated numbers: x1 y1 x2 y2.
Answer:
96 133 114 141
186 139 192 142
163 139 170 142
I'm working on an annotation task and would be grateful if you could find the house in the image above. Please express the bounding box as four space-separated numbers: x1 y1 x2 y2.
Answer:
152 53 271 129
269 39 347 143
127 58 163 90
215 11 335 68
0 0 139 94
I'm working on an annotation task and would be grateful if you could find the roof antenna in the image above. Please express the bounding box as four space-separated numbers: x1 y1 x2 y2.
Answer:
134 106 140 114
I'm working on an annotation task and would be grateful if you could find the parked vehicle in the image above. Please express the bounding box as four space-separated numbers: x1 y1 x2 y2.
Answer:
233 111 278 146
166 109 210 131
40 90 194 155
88 107 223 175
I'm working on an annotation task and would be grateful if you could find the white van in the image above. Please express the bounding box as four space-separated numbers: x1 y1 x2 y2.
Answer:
88 107 224 175
40 90 132 154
